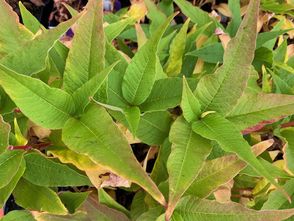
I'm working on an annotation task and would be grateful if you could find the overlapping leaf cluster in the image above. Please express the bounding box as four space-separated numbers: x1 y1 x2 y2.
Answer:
0 0 294 220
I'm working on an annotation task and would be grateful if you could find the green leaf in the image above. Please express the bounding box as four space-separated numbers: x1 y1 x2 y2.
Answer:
144 0 167 34
124 106 141 135
281 128 294 173
34 212 89 221
0 211 35 221
63 0 105 94
262 179 294 210
226 93 294 130
187 140 274 198
0 115 10 153
187 42 224 64
1 16 79 76
122 14 175 105
62 103 166 206
0 0 33 59
72 62 118 114
181 77 201 122
256 29 293 49
140 78 197 112
0 64 76 129
192 113 282 193
194 0 259 114
226 0 242 37
137 111 172 145
105 17 135 42
0 156 25 207
173 196 294 221
19 1 42 34
166 117 211 219
173 0 216 33
165 19 190 76
98 189 130 217
59 191 90 213
0 150 24 188
13 179 68 215
150 139 171 185
23 152 91 187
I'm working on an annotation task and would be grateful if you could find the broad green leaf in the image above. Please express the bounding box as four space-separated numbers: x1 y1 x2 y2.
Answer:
0 156 25 207
144 0 167 34
181 77 201 122
192 113 283 193
150 139 171 185
140 78 197 112
256 29 293 49
23 152 91 187
47 146 101 171
34 212 89 221
187 140 274 198
226 93 294 130
173 196 294 221
261 0 294 16
13 179 68 215
194 0 259 114
131 192 148 220
122 14 175 105
173 0 216 33
0 0 33 59
1 16 79 76
63 0 105 94
0 150 24 188
72 62 118 114
62 104 166 206
187 42 224 64
124 106 141 135
80 195 130 221
226 0 242 37
137 207 164 221
281 128 294 173
137 111 172 145
0 211 35 221
165 19 190 77
166 117 211 219
0 115 10 153
105 18 135 42
59 191 90 213
19 1 42 34
262 179 294 210
158 0 173 16
98 189 130 217
0 64 75 129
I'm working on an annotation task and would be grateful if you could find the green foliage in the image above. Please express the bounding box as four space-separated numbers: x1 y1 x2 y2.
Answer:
0 0 294 220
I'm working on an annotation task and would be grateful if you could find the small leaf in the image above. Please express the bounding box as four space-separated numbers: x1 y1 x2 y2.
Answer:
0 115 10 154
59 191 90 214
62 103 166 206
105 17 135 42
122 14 175 105
281 128 294 173
0 211 35 221
63 0 105 94
13 179 68 215
0 150 24 189
0 156 25 207
165 19 190 77
23 152 91 187
124 106 141 135
166 117 211 219
19 1 42 34
181 77 201 122
98 188 130 217
13 118 27 146
0 64 76 129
